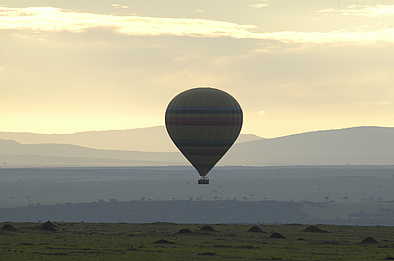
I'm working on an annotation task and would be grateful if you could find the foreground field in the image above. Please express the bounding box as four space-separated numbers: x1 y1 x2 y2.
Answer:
0 223 394 261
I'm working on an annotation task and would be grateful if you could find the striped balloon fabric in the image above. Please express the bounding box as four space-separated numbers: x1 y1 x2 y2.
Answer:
165 88 243 178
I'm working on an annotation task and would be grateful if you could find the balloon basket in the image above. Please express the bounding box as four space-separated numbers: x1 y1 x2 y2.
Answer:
198 177 210 185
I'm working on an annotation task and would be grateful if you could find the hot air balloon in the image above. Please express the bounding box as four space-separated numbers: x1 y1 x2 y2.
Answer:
165 88 243 184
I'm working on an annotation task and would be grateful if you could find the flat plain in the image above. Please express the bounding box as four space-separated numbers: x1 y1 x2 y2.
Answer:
1 223 394 261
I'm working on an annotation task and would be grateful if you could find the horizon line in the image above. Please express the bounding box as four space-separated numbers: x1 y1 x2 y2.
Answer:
0 125 393 139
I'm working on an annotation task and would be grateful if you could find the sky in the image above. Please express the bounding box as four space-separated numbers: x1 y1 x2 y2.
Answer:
1 0 394 137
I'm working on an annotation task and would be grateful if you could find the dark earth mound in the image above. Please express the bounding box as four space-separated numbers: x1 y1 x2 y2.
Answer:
178 228 193 234
200 225 216 232
40 221 57 231
303 225 328 233
361 237 378 244
248 225 264 233
320 240 340 245
197 252 216 256
154 239 175 245
150 222 176 225
2 224 17 232
0 223 392 260
270 232 286 239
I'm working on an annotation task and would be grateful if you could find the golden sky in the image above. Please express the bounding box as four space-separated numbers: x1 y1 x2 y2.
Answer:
1 0 394 137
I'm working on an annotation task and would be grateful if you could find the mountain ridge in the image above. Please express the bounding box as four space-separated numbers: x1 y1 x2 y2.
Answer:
1 126 394 167
0 126 262 152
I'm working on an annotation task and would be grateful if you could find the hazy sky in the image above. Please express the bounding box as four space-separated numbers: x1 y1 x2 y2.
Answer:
1 0 394 137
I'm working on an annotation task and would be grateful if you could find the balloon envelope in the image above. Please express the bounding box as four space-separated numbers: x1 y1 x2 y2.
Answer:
165 88 243 177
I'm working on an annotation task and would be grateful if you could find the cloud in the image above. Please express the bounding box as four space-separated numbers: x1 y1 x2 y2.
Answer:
356 101 392 106
0 6 256 36
111 4 129 9
1 6 394 44
249 1 269 9
319 5 394 17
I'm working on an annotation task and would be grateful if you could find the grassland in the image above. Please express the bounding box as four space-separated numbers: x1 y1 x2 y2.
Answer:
0 223 394 261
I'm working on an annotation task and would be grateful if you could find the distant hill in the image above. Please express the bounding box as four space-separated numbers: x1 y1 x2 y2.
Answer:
0 126 262 152
0 139 183 167
223 126 394 165
1 126 394 167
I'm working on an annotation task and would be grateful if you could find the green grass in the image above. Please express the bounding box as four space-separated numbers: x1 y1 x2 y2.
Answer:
0 223 394 261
